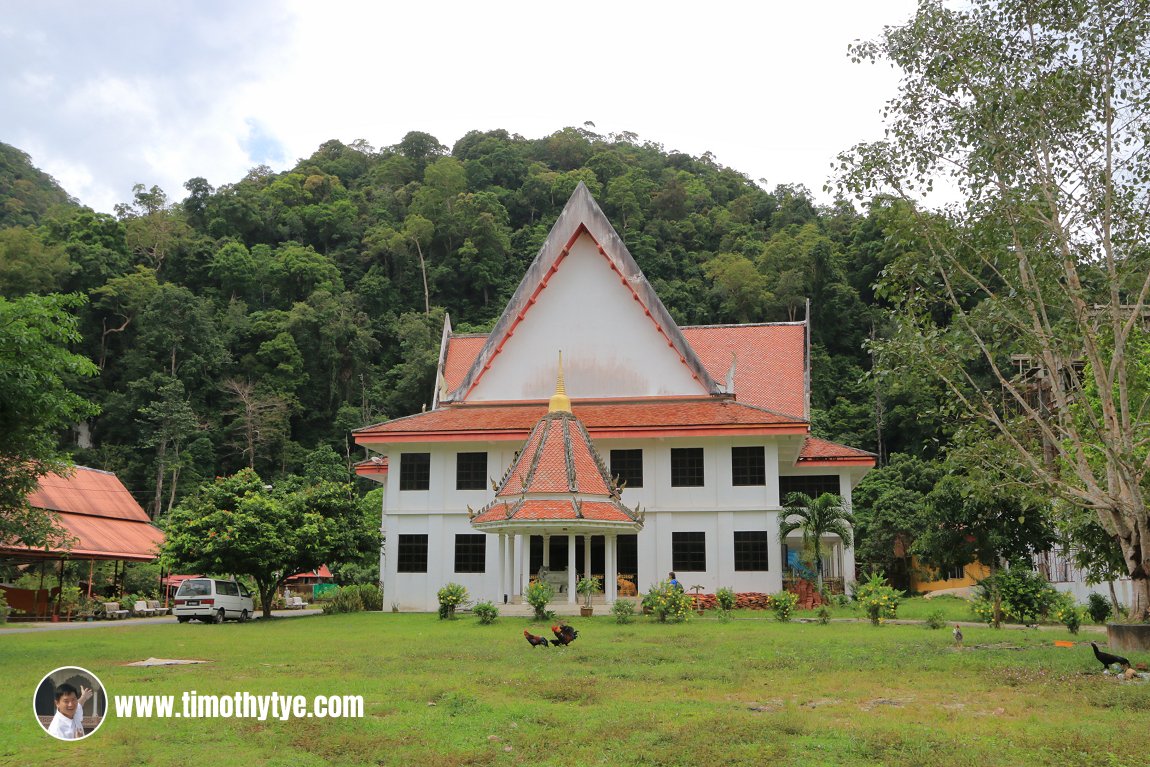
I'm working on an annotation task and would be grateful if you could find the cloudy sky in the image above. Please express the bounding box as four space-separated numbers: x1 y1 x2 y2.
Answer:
2 1 918 214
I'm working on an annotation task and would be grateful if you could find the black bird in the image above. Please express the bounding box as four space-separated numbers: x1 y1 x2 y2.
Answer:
1090 642 1130 670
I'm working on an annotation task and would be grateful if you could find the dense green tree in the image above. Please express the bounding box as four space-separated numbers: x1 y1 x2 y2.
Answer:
0 227 71 296
161 468 375 617
852 453 945 588
0 293 98 547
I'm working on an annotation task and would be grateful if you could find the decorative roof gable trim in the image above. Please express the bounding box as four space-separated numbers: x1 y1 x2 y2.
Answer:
446 183 722 402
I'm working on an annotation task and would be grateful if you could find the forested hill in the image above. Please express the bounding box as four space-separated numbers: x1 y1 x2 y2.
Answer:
1 128 946 516
0 142 77 228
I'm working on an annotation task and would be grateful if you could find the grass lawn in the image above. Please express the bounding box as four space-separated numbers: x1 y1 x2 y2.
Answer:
1 612 1145 767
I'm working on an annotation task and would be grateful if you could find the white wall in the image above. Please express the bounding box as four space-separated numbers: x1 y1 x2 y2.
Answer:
377 435 852 610
468 234 705 401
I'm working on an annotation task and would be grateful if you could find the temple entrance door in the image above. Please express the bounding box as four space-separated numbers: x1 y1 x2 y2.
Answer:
617 534 638 597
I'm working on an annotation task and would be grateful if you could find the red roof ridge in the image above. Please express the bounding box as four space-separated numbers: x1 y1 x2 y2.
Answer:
683 321 806 329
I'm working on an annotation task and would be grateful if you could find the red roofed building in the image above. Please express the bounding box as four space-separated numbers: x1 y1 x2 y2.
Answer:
355 184 874 610
3 466 164 561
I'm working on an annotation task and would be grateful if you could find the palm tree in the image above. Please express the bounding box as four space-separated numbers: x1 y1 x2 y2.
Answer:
778 492 855 591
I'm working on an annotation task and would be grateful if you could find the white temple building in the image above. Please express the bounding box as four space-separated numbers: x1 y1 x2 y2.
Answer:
354 184 874 611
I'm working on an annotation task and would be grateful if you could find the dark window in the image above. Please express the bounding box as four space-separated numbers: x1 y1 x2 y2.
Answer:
456 452 487 490
731 446 766 486
672 531 706 571
780 475 839 501
733 531 770 571
610 449 644 489
454 534 486 573
396 534 428 572
399 453 430 491
670 448 704 487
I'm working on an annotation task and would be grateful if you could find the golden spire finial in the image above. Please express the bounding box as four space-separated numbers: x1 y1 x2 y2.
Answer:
548 351 571 413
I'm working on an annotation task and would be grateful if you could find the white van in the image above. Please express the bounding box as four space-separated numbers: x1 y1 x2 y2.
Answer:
173 578 254 623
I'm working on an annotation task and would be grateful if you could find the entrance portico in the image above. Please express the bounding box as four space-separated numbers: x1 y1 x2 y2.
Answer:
470 360 643 605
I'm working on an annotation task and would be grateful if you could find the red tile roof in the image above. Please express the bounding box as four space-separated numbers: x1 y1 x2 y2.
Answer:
443 334 487 393
356 398 807 445
472 498 637 525
471 408 642 531
681 324 806 417
4 467 164 561
28 466 152 521
437 322 807 418
286 565 333 581
496 414 611 497
797 437 876 466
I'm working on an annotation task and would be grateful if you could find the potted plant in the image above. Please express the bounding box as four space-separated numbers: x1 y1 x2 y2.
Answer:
576 576 601 617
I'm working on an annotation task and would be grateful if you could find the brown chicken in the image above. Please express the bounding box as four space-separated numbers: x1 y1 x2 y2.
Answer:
523 629 550 648
550 623 578 646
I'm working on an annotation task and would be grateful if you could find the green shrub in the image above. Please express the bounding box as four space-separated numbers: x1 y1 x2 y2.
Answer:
816 606 831 625
524 580 554 621
770 590 799 622
0 589 8 624
323 586 365 614
971 597 995 626
1052 593 1083 634
1086 592 1112 624
642 580 692 622
357 583 383 611
978 568 1059 625
611 599 636 624
856 572 901 625
715 587 736 611
925 609 946 630
437 582 469 619
717 608 734 623
473 600 499 625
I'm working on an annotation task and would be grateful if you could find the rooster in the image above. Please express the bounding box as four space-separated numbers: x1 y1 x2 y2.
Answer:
952 624 963 646
1091 642 1130 671
550 623 578 646
524 629 550 648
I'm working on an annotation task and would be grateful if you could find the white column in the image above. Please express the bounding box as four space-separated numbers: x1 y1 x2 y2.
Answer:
583 535 592 581
839 472 857 588
543 533 551 570
606 534 617 602
507 534 516 601
567 533 577 603
514 534 524 598
498 534 507 603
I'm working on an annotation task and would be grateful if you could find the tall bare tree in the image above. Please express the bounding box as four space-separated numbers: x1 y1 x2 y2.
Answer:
840 0 1150 617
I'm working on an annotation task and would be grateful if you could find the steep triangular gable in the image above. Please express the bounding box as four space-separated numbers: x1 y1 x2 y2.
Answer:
446 183 723 403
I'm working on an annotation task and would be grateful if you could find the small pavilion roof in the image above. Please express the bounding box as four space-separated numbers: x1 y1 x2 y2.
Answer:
2 466 163 561
470 376 643 535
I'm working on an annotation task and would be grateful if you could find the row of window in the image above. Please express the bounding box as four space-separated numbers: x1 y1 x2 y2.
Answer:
395 531 772 573
398 448 840 495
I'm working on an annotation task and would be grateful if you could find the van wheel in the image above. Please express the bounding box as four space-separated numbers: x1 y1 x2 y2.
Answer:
214 608 225 624
177 617 190 624
239 609 249 622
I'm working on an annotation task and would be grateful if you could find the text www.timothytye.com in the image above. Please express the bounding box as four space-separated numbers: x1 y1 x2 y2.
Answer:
114 691 364 721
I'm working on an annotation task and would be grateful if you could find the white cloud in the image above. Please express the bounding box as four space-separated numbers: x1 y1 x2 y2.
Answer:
0 0 917 213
